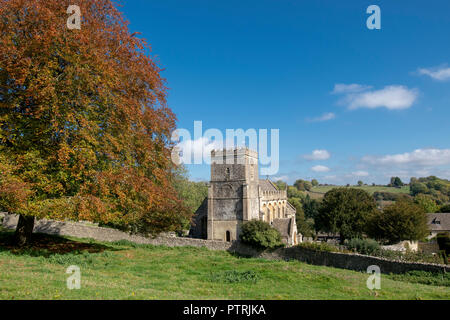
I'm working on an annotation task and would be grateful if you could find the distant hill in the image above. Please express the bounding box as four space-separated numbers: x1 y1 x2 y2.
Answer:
308 185 410 199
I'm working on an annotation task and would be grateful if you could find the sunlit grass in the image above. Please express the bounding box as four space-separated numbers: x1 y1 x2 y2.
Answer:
0 230 448 300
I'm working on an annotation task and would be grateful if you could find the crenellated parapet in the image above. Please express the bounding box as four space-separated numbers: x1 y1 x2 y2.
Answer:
260 189 287 201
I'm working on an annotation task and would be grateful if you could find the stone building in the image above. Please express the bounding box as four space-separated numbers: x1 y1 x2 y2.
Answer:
190 148 298 246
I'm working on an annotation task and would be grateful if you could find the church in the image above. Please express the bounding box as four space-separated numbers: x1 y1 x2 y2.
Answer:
190 148 299 246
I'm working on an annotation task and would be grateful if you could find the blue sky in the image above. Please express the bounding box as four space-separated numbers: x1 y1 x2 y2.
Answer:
121 0 450 184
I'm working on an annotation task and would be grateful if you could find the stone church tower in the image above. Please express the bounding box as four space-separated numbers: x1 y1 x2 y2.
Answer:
207 148 259 241
190 147 298 245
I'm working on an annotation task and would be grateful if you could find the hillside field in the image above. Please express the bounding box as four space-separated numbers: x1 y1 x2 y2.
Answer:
0 228 448 300
307 186 410 199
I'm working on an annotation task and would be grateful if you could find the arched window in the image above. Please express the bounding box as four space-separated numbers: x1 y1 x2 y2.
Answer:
226 231 231 242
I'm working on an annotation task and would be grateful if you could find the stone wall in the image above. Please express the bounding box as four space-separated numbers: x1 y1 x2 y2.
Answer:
1 213 234 251
418 242 440 254
249 246 449 274
2 213 448 274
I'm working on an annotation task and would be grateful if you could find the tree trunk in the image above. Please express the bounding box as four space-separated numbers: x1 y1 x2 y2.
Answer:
13 214 35 246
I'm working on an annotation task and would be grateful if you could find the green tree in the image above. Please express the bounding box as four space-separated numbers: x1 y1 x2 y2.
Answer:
302 195 321 220
357 180 364 186
410 182 429 196
315 188 377 243
414 194 440 213
294 179 312 192
311 179 319 187
240 220 282 249
439 204 450 213
289 198 314 237
367 199 429 244
390 177 404 188
287 186 305 199
172 165 208 230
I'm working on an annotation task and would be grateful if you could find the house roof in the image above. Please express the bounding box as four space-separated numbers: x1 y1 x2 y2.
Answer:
259 179 279 192
427 213 450 232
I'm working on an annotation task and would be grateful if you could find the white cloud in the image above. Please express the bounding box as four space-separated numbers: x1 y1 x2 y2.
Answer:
333 84 418 110
344 85 418 110
303 150 331 161
332 84 372 94
418 65 450 81
352 171 369 177
311 165 330 172
362 148 450 167
307 112 336 122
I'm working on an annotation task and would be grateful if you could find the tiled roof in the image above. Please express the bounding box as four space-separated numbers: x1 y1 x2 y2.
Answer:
427 213 450 232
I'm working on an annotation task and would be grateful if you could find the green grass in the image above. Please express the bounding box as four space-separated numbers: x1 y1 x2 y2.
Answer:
310 185 410 196
0 230 449 300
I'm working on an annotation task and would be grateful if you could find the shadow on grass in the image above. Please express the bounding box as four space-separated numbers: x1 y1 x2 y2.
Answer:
0 229 121 257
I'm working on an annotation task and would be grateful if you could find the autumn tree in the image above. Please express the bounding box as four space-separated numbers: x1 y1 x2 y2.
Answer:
0 0 190 245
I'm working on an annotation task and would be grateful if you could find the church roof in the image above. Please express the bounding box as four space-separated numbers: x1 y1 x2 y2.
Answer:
259 179 279 192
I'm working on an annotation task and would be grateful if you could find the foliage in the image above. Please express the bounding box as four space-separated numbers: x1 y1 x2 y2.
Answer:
171 165 208 230
289 198 314 237
414 194 440 213
373 191 411 202
0 0 191 238
345 238 380 256
367 199 429 244
436 233 450 255
357 180 364 186
287 186 305 199
296 242 340 253
311 179 319 187
389 177 404 188
315 188 377 243
240 220 282 249
302 195 321 220
294 179 312 192
439 204 450 213
410 176 450 204
389 271 450 287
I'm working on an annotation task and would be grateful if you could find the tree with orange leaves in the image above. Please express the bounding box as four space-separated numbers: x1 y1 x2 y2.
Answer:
0 0 190 245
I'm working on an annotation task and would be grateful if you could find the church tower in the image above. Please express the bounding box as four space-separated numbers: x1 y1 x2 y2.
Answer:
207 148 259 241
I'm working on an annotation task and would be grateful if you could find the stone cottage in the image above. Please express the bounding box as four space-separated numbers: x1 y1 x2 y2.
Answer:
190 148 299 246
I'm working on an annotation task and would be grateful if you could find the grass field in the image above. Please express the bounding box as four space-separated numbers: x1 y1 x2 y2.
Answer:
0 229 449 300
307 185 410 199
